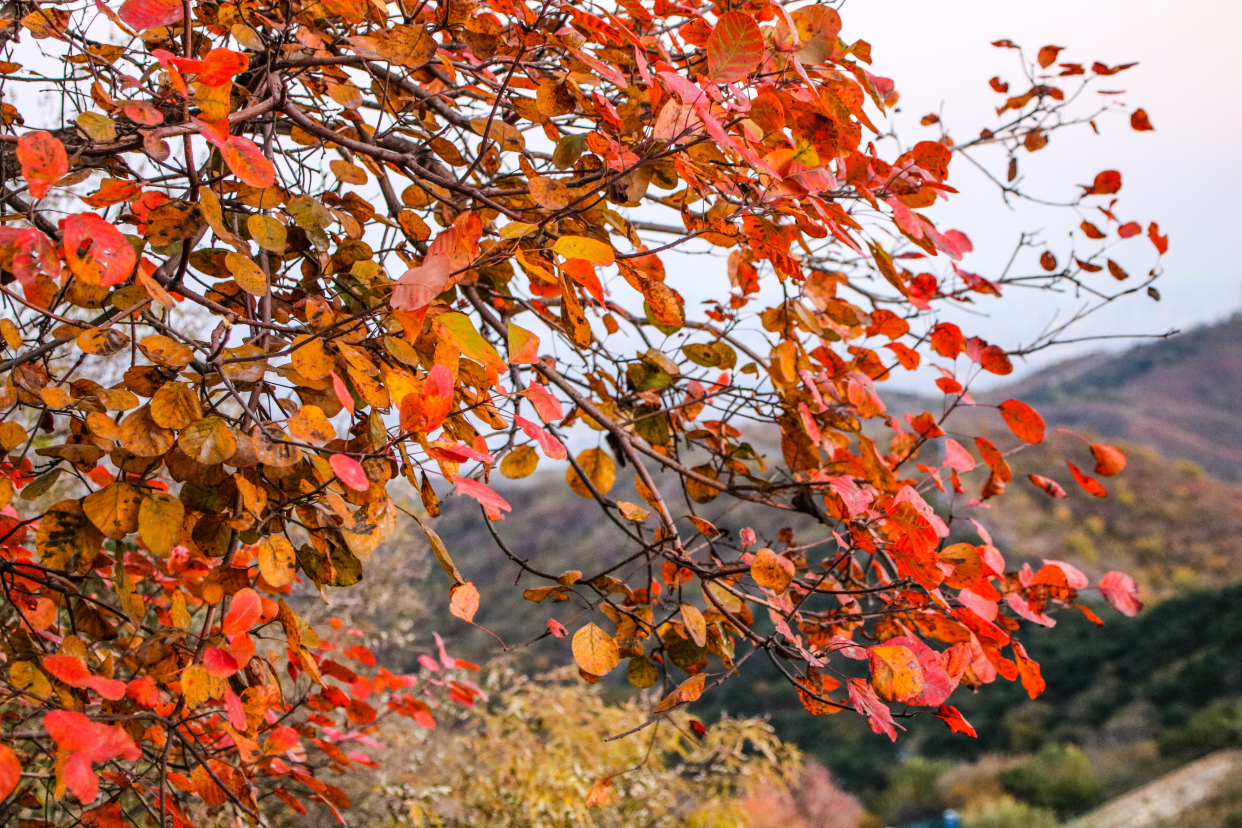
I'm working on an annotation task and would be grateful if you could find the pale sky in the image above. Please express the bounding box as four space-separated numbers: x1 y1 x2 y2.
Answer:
837 0 1242 383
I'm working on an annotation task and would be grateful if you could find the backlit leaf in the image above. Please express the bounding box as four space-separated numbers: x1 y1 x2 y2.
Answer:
707 11 764 82
566 448 616 498
17 131 68 199
997 399 1045 443
449 582 479 623
572 622 619 676
257 536 297 587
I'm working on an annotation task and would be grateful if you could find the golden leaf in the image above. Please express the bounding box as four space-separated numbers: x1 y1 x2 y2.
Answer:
257 535 297 588
178 416 237 465
83 482 142 540
150 383 203 430
246 214 287 252
750 547 795 592
572 622 619 676
500 444 538 479
288 405 335 443
566 448 615 498
139 334 193 370
119 405 175 457
225 251 268 297
138 491 183 556
36 499 103 572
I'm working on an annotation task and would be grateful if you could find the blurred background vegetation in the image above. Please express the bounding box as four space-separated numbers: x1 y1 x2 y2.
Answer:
293 316 1242 827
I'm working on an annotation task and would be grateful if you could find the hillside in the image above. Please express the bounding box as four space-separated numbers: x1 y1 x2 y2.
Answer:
1001 314 1242 482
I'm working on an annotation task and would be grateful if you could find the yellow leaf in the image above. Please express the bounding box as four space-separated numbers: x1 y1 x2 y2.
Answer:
499 221 537 239
500 445 538 479
150 383 202 430
83 482 142 540
566 448 616 498
138 492 183 556
329 159 368 185
178 416 238 465
572 622 619 676
257 535 297 588
225 251 267 297
181 663 217 709
680 603 707 647
627 655 659 689
290 334 333 381
246 214 287 252
77 327 129 356
869 644 924 703
750 547 795 592
617 501 650 522
553 235 614 265
288 405 335 443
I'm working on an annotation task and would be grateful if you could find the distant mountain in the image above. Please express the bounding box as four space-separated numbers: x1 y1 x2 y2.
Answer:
1003 314 1242 482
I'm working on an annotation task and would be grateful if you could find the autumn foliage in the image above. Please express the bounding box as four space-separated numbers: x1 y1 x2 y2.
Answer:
0 0 1162 822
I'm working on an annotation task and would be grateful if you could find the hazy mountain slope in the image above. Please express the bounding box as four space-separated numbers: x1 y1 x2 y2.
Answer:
1002 314 1242 482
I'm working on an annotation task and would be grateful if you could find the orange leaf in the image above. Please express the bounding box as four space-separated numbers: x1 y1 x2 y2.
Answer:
0 743 19 801
1036 45 1063 68
1028 474 1067 498
997 399 1045 443
1091 443 1126 476
1081 169 1122 196
1130 108 1154 131
449 582 479 623
750 547 795 592
572 622 619 676
222 588 261 637
17 131 68 199
585 777 613 806
707 11 764 82
1067 461 1107 497
868 644 924 702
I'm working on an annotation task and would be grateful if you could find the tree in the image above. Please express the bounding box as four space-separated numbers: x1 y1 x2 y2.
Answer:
0 0 1161 822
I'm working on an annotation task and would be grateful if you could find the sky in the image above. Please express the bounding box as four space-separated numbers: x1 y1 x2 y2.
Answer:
833 0 1242 383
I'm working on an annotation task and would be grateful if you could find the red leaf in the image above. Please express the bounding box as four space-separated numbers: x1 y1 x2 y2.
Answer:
203 646 240 679
942 438 975 472
1148 222 1168 255
0 744 21 800
61 213 137 287
1130 108 1154 131
707 11 764 83
118 0 184 30
547 618 567 638
1091 444 1127 476
449 581 479 623
935 704 977 737
222 587 262 637
455 477 512 520
1028 474 1067 498
979 344 1013 375
329 453 369 492
17 131 68 200
1012 641 1045 699
930 322 965 358
1099 570 1142 616
1036 45 1063 68
44 711 141 803
1067 461 1107 497
197 48 248 86
974 437 1012 483
1117 221 1142 239
329 371 354 416
514 414 567 460
998 399 1045 443
42 655 126 700
847 677 903 742
1081 170 1122 195
524 382 564 423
